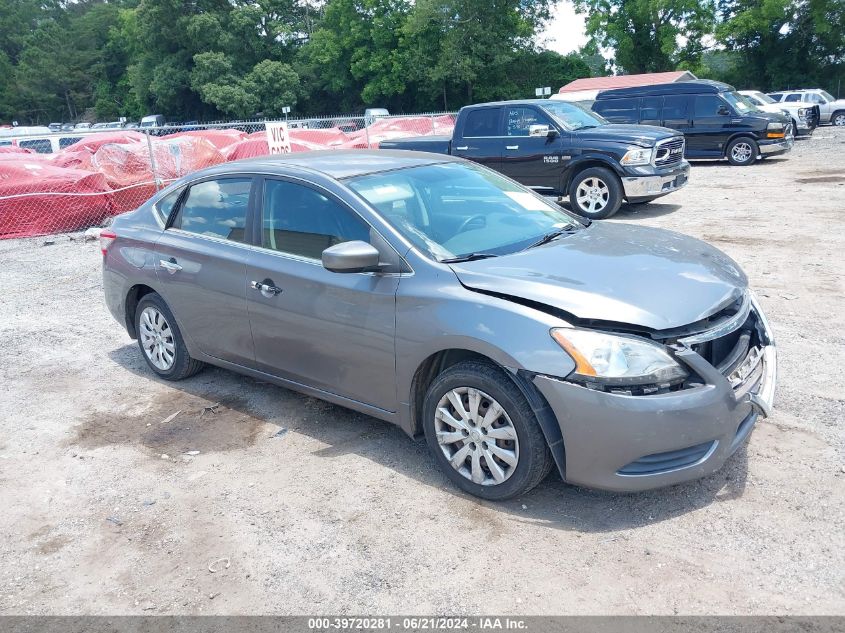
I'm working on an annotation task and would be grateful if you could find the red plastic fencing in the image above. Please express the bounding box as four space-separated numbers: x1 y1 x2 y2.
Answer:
0 114 455 239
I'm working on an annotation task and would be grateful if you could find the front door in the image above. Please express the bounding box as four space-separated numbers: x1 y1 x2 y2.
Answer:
245 177 400 412
687 95 733 157
498 105 567 194
154 176 256 366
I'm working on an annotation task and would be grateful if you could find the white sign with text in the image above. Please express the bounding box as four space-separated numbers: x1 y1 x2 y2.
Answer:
266 121 292 155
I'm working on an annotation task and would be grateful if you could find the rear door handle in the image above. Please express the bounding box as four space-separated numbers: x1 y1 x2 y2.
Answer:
454 146 469 151
505 145 519 150
159 258 182 274
250 279 283 297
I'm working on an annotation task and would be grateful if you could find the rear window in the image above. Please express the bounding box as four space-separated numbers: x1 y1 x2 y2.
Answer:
463 108 501 137
593 98 638 123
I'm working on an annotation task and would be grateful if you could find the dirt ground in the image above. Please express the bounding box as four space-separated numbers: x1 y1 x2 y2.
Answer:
1 128 844 616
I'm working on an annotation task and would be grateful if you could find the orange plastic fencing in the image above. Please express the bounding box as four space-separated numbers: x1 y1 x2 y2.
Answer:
0 114 456 239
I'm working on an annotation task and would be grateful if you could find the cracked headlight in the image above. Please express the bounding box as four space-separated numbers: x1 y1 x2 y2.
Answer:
551 328 688 386
620 147 654 166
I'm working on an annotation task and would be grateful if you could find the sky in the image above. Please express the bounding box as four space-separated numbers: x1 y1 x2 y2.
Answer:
538 1 590 55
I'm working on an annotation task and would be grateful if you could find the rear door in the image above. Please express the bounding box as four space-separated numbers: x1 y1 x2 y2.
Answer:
498 105 568 194
154 176 256 366
244 177 401 412
452 107 504 171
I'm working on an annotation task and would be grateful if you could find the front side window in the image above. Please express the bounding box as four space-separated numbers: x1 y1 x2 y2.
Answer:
695 95 728 117
805 93 826 104
262 179 371 259
505 107 549 136
172 178 251 242
463 108 501 137
348 162 580 261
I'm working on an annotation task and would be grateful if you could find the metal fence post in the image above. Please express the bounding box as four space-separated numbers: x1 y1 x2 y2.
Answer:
364 120 370 148
146 130 161 191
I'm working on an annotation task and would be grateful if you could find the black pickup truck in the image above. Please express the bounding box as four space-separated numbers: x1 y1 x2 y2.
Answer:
380 99 690 219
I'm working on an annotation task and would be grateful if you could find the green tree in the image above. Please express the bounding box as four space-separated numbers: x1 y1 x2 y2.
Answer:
573 0 717 73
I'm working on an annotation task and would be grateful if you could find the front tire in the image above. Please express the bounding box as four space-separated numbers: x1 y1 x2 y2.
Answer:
726 137 758 166
832 111 845 127
568 167 622 219
135 292 205 380
422 361 553 500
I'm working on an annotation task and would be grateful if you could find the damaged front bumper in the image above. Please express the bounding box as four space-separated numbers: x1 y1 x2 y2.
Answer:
534 294 776 492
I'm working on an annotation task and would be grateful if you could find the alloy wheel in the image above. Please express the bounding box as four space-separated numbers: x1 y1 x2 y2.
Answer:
731 142 754 163
833 114 845 127
434 387 519 486
139 306 176 371
575 177 609 214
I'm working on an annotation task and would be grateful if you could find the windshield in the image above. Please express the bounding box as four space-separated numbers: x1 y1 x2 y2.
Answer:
820 90 835 102
723 91 761 113
347 162 581 261
540 100 607 131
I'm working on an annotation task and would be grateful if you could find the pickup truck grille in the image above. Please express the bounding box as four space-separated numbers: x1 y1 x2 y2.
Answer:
654 137 685 167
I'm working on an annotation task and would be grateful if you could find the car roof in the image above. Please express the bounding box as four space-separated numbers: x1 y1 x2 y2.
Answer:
459 99 565 109
594 79 735 99
197 149 459 180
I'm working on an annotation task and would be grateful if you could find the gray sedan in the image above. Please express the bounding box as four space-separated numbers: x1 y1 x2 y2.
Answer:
101 150 776 499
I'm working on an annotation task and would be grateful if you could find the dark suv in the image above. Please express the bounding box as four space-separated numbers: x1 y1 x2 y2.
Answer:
592 80 793 166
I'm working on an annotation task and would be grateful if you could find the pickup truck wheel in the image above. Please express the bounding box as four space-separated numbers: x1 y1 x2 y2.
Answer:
832 111 845 126
726 137 758 166
568 167 622 219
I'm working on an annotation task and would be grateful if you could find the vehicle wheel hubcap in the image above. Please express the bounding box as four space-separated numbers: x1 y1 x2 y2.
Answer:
139 306 176 371
576 177 609 214
434 387 519 486
732 143 753 162
834 115 845 126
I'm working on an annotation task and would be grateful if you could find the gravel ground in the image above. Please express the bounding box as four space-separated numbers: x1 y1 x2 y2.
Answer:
1 128 844 616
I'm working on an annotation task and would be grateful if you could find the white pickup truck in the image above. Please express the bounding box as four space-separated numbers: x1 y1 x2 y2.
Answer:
739 90 818 136
767 89 845 127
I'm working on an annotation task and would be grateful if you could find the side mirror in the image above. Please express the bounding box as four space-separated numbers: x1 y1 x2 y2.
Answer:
322 240 381 273
529 124 551 138
717 105 731 116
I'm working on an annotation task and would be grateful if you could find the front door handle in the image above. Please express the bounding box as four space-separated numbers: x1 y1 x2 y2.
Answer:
505 145 519 150
250 279 283 297
454 146 469 151
159 258 182 274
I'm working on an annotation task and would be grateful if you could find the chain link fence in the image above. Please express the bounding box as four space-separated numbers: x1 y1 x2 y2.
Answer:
0 112 456 239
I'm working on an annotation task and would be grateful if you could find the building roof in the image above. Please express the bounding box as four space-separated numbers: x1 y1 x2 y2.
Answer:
559 71 697 94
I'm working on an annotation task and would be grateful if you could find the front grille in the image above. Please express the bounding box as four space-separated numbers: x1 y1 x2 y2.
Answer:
618 441 715 476
654 137 685 167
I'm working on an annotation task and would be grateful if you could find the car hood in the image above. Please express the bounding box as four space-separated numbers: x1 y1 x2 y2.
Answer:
449 222 748 331
575 124 678 148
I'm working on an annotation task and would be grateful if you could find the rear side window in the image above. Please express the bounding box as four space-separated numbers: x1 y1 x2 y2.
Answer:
784 93 802 102
172 178 251 242
768 93 783 101
463 108 501 137
593 98 638 123
694 95 726 117
154 187 184 225
661 95 689 122
640 97 662 122
261 179 371 260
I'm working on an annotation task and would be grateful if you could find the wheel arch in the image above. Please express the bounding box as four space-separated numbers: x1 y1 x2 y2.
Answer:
408 348 567 480
723 133 759 158
561 155 624 193
124 284 160 339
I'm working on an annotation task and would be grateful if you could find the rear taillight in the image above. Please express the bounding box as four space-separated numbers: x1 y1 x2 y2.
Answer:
99 230 116 256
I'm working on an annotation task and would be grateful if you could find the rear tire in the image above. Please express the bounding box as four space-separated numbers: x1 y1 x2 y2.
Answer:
134 292 204 381
422 361 553 500
726 137 758 166
568 167 622 219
